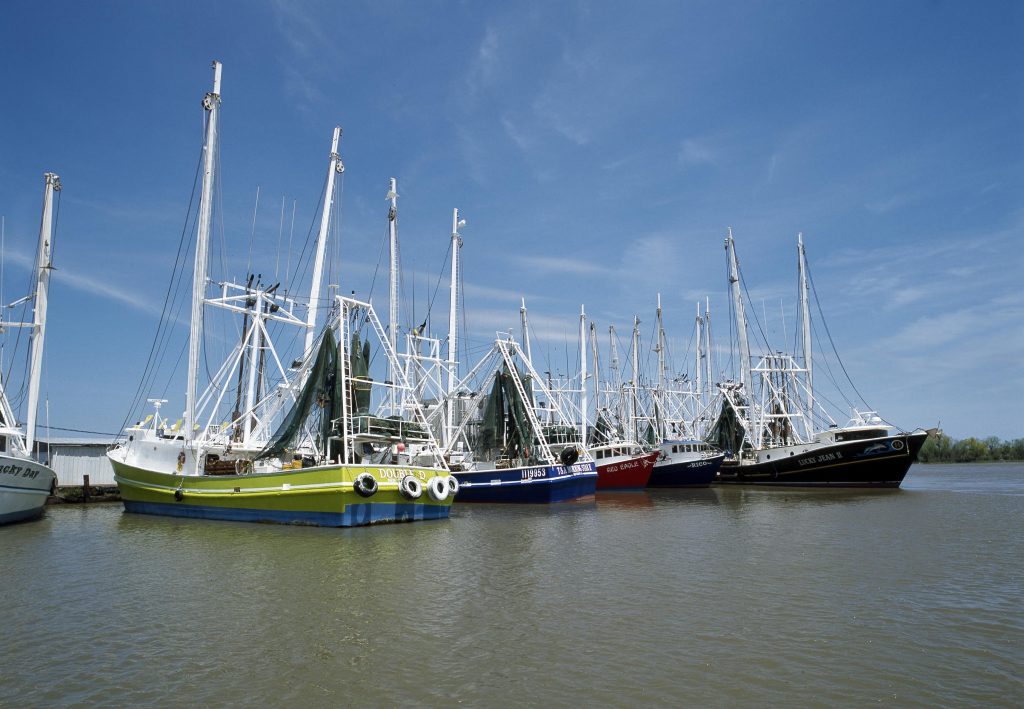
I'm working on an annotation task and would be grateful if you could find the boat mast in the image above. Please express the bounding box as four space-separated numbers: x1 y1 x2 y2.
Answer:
185 60 222 444
726 229 752 391
631 315 640 444
303 125 343 359
797 232 813 437
655 293 666 440
589 321 600 438
24 172 60 451
694 301 703 414
387 177 399 413
520 298 539 413
703 298 713 402
520 298 532 361
609 325 621 438
579 305 588 444
446 208 465 442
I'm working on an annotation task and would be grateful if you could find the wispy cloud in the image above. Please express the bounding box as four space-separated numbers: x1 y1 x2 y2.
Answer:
510 254 611 277
864 192 916 214
466 25 501 97
4 249 163 316
269 0 334 110
678 138 718 168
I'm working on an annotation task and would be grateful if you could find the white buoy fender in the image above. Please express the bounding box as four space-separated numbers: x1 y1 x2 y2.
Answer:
399 474 423 500
427 476 449 502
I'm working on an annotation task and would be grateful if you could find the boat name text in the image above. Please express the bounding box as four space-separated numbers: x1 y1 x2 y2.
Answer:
797 451 842 467
0 464 39 479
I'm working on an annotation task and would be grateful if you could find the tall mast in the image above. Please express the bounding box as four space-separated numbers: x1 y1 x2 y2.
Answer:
303 125 344 358
655 293 666 439
631 315 641 444
797 233 813 436
695 301 703 411
579 305 588 443
589 321 600 416
609 325 621 438
24 172 60 451
726 229 752 391
703 298 713 401
387 178 399 412
446 208 465 441
520 298 532 361
185 60 222 443
520 298 538 410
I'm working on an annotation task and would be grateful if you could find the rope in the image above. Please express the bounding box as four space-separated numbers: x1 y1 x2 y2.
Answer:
116 140 205 438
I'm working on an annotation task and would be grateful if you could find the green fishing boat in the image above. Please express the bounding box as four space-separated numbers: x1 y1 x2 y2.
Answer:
108 62 454 526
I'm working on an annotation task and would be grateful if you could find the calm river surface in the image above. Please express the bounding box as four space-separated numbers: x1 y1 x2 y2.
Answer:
2 464 1021 707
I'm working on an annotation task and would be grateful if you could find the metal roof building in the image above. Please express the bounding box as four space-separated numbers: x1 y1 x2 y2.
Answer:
36 437 115 487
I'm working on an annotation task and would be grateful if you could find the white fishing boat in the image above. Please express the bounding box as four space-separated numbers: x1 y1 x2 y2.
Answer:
0 173 60 525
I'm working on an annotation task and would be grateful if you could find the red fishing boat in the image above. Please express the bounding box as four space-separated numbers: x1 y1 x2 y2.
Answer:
590 443 659 490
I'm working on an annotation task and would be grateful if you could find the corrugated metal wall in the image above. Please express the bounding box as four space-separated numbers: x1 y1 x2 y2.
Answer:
49 445 115 487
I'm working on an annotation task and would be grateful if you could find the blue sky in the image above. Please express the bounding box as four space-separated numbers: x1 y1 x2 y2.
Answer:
1 0 1021 441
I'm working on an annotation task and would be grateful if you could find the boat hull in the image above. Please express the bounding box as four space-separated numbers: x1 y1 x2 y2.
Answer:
110 457 453 526
452 462 597 503
714 431 928 487
596 453 659 490
648 454 724 488
0 456 56 525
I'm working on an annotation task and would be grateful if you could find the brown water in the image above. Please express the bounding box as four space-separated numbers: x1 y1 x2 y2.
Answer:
2 464 1021 706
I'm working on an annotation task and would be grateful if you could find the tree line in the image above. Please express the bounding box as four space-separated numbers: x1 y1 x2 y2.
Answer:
917 432 1024 463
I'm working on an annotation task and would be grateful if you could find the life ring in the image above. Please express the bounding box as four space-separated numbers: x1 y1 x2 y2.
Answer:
427 476 449 502
353 473 378 497
399 475 423 500
446 475 460 498
559 447 579 466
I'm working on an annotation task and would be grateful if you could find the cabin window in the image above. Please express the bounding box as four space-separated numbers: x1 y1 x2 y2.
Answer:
0 436 6 453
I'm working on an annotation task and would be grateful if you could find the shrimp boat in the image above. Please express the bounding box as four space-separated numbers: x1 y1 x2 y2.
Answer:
107 62 455 525
706 232 928 487
645 297 724 487
0 173 60 524
439 335 597 503
417 216 595 503
574 306 658 490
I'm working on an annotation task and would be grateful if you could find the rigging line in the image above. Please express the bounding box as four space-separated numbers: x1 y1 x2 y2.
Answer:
810 323 853 410
275 195 285 281
40 425 120 437
365 220 389 306
138 189 199 406
805 260 874 412
426 238 453 321
247 185 260 279
285 200 296 293
737 260 773 353
285 177 327 299
118 141 205 434
159 337 190 402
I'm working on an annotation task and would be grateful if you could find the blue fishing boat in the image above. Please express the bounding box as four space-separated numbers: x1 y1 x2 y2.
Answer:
647 439 724 487
441 337 597 503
